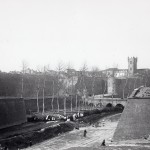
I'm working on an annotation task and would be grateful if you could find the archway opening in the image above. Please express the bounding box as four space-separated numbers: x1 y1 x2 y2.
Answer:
106 103 113 108
115 104 124 111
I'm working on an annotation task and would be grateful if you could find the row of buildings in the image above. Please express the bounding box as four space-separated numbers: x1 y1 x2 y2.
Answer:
66 57 150 97
107 57 150 97
8 57 150 98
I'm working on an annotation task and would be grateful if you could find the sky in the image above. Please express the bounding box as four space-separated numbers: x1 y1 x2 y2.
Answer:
0 0 150 72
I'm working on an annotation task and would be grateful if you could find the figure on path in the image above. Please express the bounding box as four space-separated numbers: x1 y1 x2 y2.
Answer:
29 140 32 147
101 139 106 146
83 129 87 137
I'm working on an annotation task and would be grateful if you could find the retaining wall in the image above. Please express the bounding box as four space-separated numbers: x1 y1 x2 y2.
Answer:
113 98 150 141
0 98 27 129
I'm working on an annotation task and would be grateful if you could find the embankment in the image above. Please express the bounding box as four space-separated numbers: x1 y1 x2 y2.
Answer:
0 106 123 149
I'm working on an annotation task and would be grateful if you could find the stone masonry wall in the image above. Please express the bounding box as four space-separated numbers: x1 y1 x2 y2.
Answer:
0 98 27 129
113 98 150 141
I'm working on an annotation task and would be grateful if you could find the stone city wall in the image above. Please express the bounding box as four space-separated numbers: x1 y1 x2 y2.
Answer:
0 98 27 129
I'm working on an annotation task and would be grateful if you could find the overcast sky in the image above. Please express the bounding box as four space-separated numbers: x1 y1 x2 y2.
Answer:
0 0 150 72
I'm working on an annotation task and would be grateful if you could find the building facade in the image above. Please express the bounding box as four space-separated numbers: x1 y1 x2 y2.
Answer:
128 57 138 76
107 57 150 97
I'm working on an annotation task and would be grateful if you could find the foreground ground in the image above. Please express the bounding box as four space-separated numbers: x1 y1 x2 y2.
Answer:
24 113 150 150
24 114 120 150
0 108 122 149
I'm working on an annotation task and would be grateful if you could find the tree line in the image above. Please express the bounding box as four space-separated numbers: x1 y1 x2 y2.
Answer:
1 62 150 114
0 63 107 114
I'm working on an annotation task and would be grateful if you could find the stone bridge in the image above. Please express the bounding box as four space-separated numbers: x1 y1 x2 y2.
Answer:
85 97 127 108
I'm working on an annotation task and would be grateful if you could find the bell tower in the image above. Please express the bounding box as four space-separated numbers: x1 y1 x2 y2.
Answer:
128 57 137 76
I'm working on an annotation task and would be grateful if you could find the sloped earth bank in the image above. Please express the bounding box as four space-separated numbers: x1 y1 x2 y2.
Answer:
24 114 121 150
0 122 75 149
0 106 123 150
0 110 121 149
24 114 150 150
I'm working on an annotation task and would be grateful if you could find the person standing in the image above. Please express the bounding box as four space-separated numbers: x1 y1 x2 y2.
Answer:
101 139 106 146
83 129 87 137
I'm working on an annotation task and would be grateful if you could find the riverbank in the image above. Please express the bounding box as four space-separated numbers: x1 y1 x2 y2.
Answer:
0 107 123 149
25 113 121 150
25 113 150 150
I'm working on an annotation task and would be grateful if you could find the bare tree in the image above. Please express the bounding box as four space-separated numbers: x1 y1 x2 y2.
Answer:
42 66 46 114
144 70 149 87
36 77 40 113
66 63 75 112
76 77 82 112
123 77 128 99
80 63 88 109
127 79 131 97
56 62 65 113
80 63 88 89
44 64 56 112
63 86 69 116
140 76 143 87
91 67 99 98
103 78 107 96
134 78 136 89
21 60 28 98
75 93 78 110
75 72 82 112
63 94 66 116
51 80 55 112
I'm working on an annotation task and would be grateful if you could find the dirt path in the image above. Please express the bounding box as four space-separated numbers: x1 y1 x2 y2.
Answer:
24 114 120 150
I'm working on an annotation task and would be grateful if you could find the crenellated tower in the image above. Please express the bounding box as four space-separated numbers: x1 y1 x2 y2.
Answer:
128 57 137 76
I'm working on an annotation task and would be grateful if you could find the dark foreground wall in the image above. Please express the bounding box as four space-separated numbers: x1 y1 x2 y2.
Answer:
0 98 27 129
113 98 150 141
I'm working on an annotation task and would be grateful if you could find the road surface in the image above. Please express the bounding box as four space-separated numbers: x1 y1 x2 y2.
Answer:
24 114 121 150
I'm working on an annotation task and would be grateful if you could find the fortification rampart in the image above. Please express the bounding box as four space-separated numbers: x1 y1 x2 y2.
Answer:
0 98 27 129
113 98 150 141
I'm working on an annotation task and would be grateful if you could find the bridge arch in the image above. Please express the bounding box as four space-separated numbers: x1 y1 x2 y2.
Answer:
86 97 127 109
106 103 113 108
115 103 124 109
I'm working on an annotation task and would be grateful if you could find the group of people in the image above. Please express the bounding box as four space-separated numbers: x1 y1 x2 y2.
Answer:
83 129 106 146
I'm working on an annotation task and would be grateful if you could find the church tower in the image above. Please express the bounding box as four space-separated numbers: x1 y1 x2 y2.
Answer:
128 57 137 76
